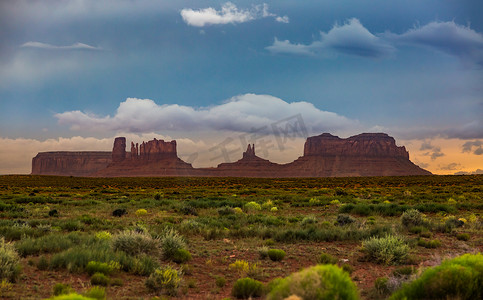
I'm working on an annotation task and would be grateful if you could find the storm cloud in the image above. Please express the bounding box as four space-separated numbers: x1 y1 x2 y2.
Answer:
266 18 394 58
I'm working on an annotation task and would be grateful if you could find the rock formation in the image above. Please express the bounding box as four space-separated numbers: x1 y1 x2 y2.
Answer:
112 137 126 163
285 133 430 177
211 144 283 177
32 133 431 177
94 138 193 177
31 152 111 176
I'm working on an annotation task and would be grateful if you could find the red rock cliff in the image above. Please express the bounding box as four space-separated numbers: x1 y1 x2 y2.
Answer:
304 133 409 158
31 152 111 176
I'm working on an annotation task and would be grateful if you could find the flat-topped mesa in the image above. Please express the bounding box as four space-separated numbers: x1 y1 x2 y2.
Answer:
32 151 111 176
303 133 409 159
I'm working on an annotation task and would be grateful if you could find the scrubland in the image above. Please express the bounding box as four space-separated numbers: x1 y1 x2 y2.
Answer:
0 175 482 299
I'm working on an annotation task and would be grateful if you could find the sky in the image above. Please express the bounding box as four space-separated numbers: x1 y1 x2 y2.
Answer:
0 0 482 175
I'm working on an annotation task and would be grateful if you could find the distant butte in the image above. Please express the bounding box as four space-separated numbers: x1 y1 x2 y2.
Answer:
31 133 431 177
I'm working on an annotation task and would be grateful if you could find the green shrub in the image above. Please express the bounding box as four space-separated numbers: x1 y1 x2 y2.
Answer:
111 230 159 256
417 239 441 248
15 232 89 257
37 256 49 270
362 235 409 265
266 264 358 300
392 266 414 277
53 283 72 296
336 214 356 226
83 286 106 300
145 266 181 296
229 260 259 278
401 209 424 228
0 237 21 282
301 216 317 226
267 249 286 261
445 216 465 229
232 277 263 299
90 272 109 286
50 243 158 275
172 248 192 264
341 264 354 274
159 228 187 260
46 293 95 300
390 253 483 300
245 202 262 211
110 278 124 286
135 209 148 217
456 233 470 241
215 275 226 288
218 206 235 216
318 252 338 265
86 261 120 276
374 277 390 296
94 231 111 241
258 246 269 259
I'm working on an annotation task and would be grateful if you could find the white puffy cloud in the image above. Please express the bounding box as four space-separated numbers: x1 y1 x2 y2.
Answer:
265 38 314 56
55 94 357 135
20 42 102 51
266 18 394 58
180 2 288 27
386 21 483 64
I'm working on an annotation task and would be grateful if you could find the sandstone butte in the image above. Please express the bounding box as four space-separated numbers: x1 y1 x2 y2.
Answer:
31 133 431 177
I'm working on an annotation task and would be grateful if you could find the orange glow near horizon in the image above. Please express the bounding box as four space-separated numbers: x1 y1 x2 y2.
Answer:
402 138 483 175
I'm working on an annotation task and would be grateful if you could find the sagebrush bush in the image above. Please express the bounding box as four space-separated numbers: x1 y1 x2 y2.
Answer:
336 214 356 226
83 286 106 300
53 283 72 296
145 266 181 296
258 246 269 259
390 253 483 300
86 261 120 276
172 248 192 263
90 272 109 286
301 216 317 226
16 232 90 257
159 228 187 260
401 209 424 228
215 275 226 288
318 252 338 265
232 277 263 299
49 243 158 275
245 201 262 211
0 237 21 282
218 206 235 216
362 235 409 265
456 233 470 241
266 264 358 300
267 249 286 261
111 230 159 256
417 238 441 248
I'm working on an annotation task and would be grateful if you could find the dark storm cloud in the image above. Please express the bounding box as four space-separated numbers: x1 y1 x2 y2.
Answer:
268 19 483 65
439 163 463 171
386 21 483 65
462 140 483 155
266 18 394 58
